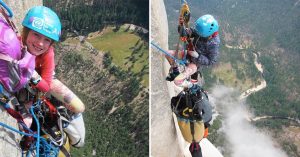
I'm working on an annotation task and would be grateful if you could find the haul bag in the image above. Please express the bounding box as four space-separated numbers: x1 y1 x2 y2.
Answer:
177 117 205 143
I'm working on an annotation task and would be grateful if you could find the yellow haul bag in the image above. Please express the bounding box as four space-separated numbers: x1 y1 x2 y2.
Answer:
177 117 205 143
58 136 70 157
171 88 212 143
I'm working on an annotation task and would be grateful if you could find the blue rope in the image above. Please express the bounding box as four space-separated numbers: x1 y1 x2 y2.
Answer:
0 0 13 17
29 100 60 157
0 122 37 137
151 41 187 65
0 99 60 157
30 101 40 156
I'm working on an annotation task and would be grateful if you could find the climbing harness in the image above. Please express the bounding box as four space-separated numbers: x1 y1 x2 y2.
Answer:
0 85 70 157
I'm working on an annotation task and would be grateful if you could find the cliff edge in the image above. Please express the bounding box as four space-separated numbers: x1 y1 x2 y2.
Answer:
151 0 185 156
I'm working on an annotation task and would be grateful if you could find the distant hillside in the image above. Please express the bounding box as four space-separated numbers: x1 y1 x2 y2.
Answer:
54 27 148 156
44 0 149 34
87 25 149 87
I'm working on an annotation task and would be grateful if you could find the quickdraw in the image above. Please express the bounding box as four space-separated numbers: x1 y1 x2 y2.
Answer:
175 0 195 70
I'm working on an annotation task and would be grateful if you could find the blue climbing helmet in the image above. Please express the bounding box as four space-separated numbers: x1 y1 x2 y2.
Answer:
194 14 219 38
22 6 61 41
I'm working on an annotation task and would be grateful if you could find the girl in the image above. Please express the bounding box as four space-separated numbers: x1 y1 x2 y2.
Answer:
21 6 85 148
166 14 220 88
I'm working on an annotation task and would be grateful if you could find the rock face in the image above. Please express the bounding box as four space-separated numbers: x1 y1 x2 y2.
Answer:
151 0 184 156
0 1 42 156
3 0 42 28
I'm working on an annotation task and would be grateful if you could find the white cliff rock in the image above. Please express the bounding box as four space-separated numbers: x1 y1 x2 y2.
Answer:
151 0 185 156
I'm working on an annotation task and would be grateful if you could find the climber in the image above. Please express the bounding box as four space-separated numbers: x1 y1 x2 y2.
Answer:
166 13 219 157
166 14 220 88
20 6 85 148
21 6 59 92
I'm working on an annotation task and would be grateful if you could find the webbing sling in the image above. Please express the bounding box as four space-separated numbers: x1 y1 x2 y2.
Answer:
0 85 24 123
185 91 196 142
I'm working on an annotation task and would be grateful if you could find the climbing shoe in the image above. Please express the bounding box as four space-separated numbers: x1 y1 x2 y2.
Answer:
166 67 179 81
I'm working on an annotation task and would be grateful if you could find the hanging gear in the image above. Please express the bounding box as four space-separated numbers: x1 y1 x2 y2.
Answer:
170 86 212 143
22 6 61 41
179 1 191 41
171 91 203 143
15 87 72 157
180 2 191 27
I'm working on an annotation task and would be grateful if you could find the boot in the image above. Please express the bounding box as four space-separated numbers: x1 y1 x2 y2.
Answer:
166 67 179 81
189 142 202 157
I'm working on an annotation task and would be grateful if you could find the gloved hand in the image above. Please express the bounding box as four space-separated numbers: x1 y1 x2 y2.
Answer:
179 16 184 25
190 84 201 94
178 25 187 38
166 66 180 82
30 71 41 85
190 84 202 107
188 50 199 58
185 28 192 37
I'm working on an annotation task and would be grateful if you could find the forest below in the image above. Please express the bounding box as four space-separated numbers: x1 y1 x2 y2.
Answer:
44 0 149 35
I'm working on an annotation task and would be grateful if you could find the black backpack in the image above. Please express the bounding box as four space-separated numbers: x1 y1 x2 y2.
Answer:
170 88 212 124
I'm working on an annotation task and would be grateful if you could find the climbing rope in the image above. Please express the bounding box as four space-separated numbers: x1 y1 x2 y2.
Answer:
0 99 60 157
151 41 187 65
0 0 13 17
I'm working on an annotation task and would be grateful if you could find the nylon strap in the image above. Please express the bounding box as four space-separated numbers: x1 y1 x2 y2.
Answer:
60 145 71 157
185 91 196 142
0 53 16 63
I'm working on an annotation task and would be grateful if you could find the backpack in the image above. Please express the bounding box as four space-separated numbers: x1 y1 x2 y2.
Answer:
0 17 35 93
170 88 212 143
